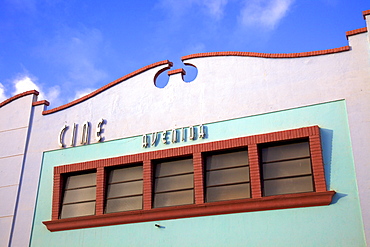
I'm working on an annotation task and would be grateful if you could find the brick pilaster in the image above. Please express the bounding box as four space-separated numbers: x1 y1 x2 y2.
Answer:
143 160 153 210
193 152 204 204
95 167 106 215
248 144 262 198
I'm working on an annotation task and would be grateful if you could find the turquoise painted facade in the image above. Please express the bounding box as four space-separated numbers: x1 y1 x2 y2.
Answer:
30 100 366 247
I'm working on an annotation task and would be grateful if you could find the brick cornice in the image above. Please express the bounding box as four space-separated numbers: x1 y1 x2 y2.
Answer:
346 27 368 39
42 60 172 115
363 10 370 19
181 46 350 61
32 100 50 106
168 68 186 76
0 90 39 108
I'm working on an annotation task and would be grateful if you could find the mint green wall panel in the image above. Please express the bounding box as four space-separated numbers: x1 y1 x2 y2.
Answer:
30 100 366 247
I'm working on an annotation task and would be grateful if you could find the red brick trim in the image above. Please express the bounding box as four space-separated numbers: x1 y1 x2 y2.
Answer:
363 10 370 19
143 160 153 210
181 46 350 61
248 144 262 198
42 60 172 115
32 100 50 106
44 125 333 231
346 27 367 39
0 90 39 108
96 167 105 215
309 134 327 192
51 172 63 220
193 153 204 204
44 191 334 231
167 68 186 76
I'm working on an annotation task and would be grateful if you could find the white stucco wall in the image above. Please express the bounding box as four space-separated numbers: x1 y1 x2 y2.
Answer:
0 94 36 247
1 13 370 247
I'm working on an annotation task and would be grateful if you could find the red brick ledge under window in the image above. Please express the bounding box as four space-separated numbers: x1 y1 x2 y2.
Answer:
44 191 334 231
43 125 335 232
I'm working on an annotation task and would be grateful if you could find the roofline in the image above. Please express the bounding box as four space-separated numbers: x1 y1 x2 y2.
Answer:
182 13 370 62
363 9 370 19
0 90 39 108
181 46 351 61
33 100 50 106
42 60 172 115
3 10 369 114
346 27 368 39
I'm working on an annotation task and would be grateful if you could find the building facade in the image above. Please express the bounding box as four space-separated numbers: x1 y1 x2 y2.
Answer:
1 10 370 247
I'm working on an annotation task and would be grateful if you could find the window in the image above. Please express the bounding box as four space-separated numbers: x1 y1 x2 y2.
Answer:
205 150 250 202
105 165 143 213
45 126 334 232
154 158 194 208
60 172 96 219
261 140 314 196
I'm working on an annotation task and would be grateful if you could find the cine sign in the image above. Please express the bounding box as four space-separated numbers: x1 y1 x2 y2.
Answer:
58 119 104 148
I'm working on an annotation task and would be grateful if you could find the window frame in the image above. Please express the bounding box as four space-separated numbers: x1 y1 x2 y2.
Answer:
260 139 315 197
153 157 195 208
204 149 251 202
60 171 97 219
44 126 335 232
105 164 144 214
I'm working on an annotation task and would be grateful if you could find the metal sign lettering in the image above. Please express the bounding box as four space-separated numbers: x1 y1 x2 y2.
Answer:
58 119 105 148
142 124 206 148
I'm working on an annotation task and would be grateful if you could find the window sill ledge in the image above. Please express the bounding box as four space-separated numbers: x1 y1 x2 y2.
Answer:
43 190 335 231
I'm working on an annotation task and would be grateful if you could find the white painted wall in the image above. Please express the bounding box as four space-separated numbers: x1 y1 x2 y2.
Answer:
2 15 369 247
0 94 35 247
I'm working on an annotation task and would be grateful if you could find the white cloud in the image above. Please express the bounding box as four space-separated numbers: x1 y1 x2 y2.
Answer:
239 0 295 30
35 26 108 93
13 76 41 96
73 88 95 101
203 0 228 19
159 0 229 20
46 85 61 106
184 42 206 54
11 75 61 106
0 83 7 102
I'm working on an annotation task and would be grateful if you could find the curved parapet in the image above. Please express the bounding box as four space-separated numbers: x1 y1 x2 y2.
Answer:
42 60 172 115
363 10 370 19
181 46 351 60
0 90 39 108
346 27 367 39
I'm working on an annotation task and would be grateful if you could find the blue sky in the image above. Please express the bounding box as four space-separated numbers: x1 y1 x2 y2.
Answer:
0 0 369 107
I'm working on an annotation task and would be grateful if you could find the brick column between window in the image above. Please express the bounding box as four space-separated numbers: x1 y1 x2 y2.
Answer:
309 135 327 192
95 167 105 215
193 152 204 204
52 172 62 220
248 144 262 198
143 160 152 210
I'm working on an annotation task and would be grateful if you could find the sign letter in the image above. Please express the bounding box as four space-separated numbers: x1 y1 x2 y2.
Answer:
95 118 104 142
81 121 90 145
189 126 194 140
199 124 205 139
142 134 148 148
59 125 68 148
